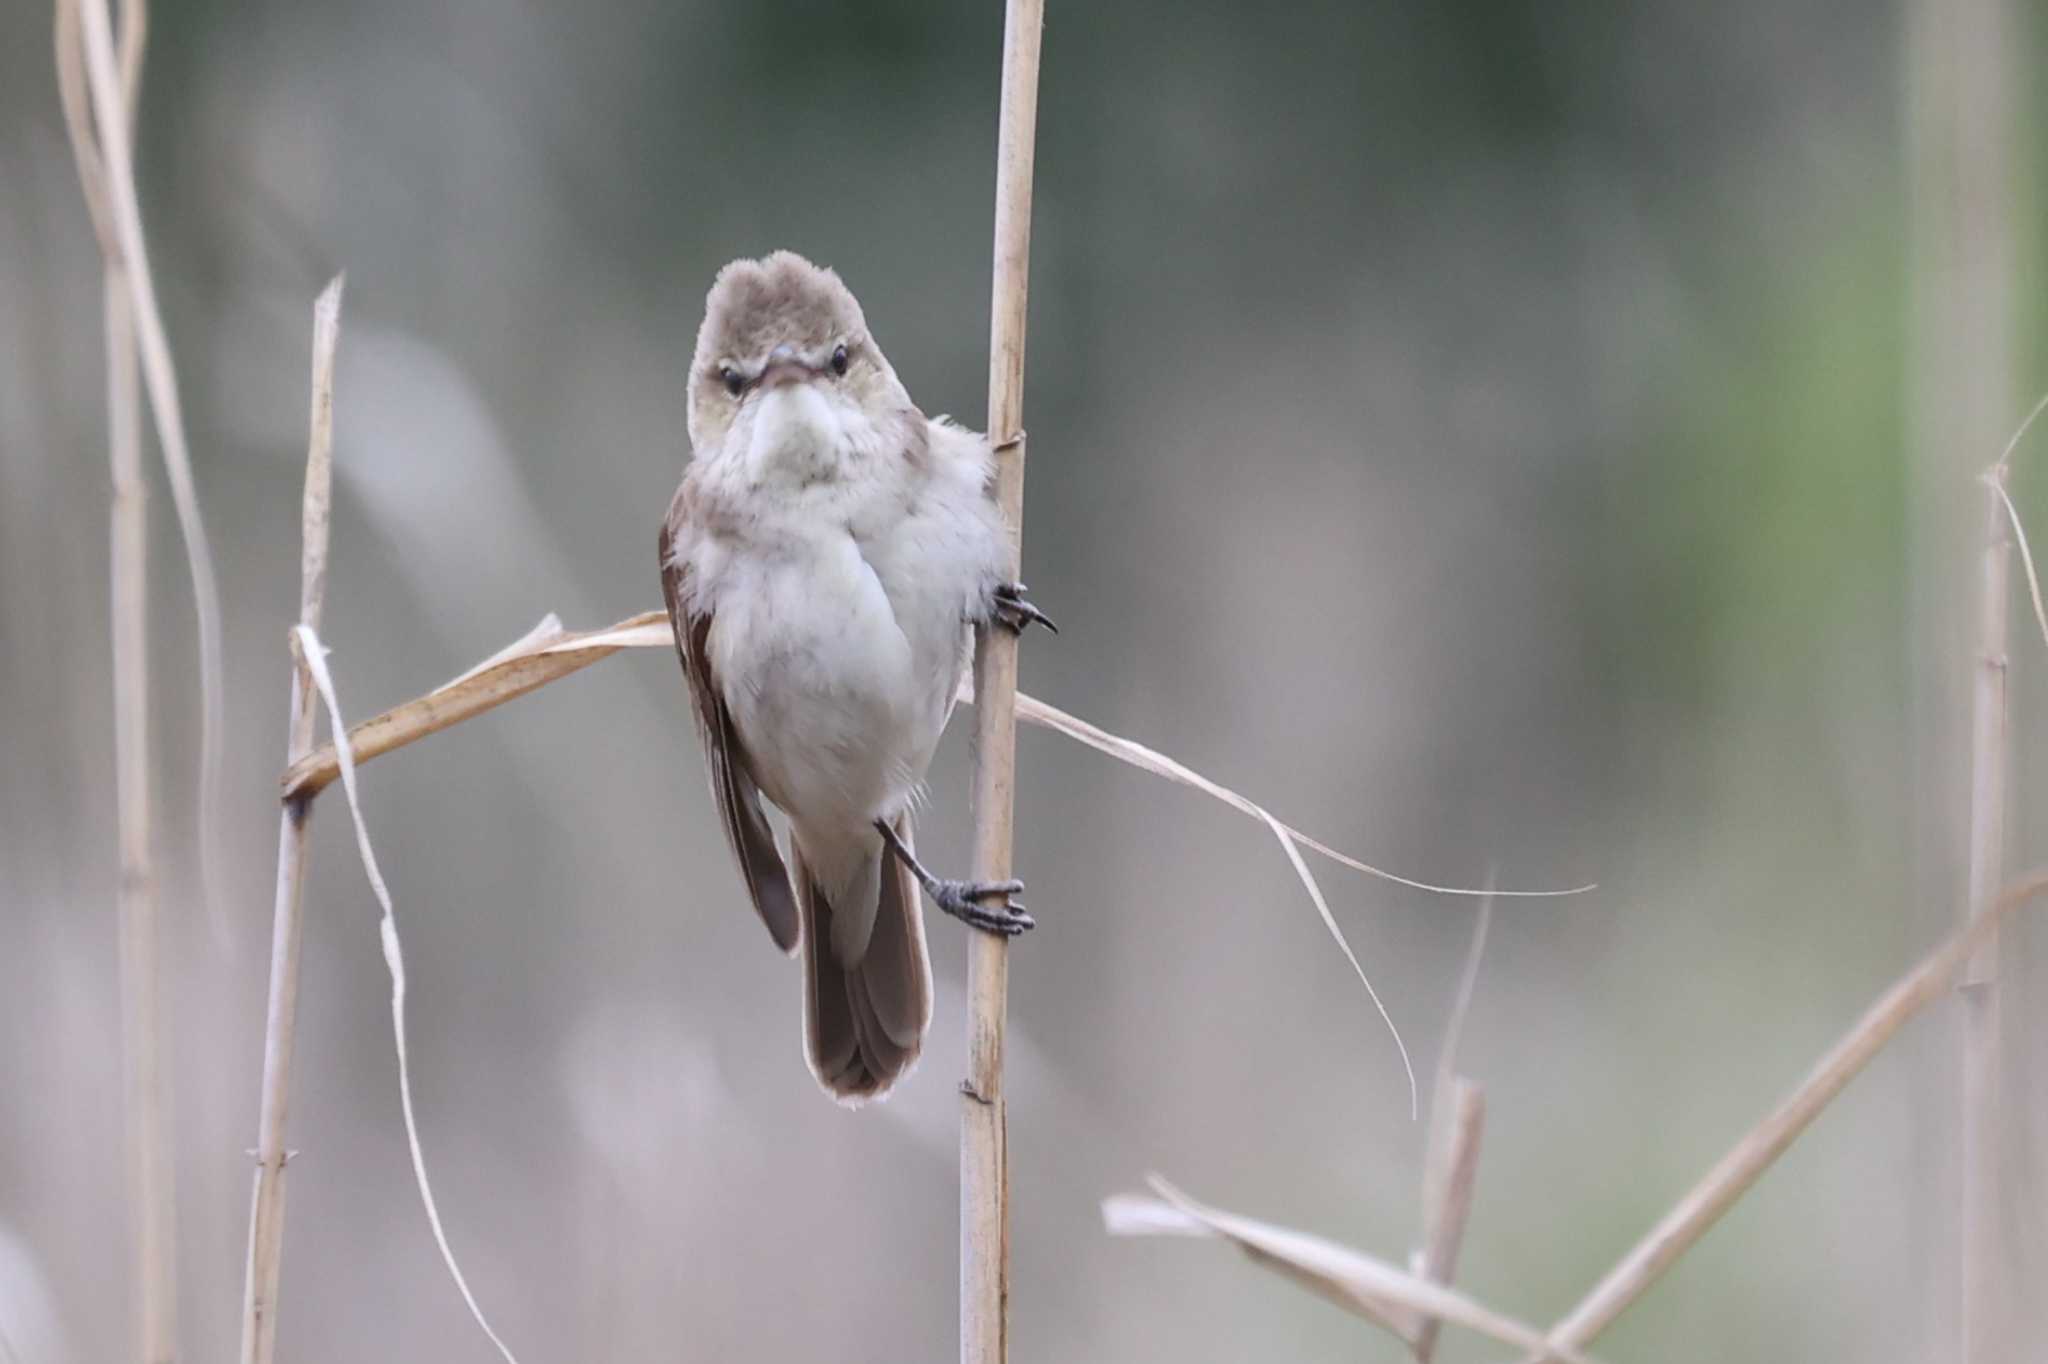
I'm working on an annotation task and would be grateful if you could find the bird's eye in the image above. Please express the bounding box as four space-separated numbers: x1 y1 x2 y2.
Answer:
830 344 850 377
719 367 744 397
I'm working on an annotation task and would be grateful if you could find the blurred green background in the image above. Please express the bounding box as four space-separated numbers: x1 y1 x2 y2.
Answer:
4 1 2047 1360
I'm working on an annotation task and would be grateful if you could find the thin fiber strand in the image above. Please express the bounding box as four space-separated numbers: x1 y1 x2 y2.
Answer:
294 625 522 1364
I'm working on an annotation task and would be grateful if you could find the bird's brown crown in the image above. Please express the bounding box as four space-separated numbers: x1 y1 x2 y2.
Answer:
694 251 868 372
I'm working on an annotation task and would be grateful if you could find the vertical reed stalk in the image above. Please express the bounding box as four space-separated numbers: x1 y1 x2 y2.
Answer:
109 270 175 1359
963 3 1046 1360
110 293 181 1364
58 0 174 1355
238 278 343 1364
1909 0 2016 1353
1960 461 2013 1363
111 266 177 1364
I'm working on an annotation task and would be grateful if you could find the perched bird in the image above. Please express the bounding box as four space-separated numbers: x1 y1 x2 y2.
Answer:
659 251 1052 1102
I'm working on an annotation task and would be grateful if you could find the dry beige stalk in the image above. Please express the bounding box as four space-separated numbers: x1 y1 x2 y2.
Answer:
1959 451 2012 1364
1524 868 2048 1360
964 5 1047 1357
1943 394 2048 1364
55 1 176 1358
239 277 343 1364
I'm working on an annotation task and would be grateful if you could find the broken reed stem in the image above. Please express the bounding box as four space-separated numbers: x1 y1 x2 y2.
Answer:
239 278 343 1364
59 0 176 1356
1525 868 2048 1361
964 4 1046 1361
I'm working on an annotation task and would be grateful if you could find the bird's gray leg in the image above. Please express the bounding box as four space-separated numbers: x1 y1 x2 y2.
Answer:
992 581 1057 636
873 819 1034 936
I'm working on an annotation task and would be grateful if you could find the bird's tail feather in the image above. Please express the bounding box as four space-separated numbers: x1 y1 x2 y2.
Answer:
794 814 933 1103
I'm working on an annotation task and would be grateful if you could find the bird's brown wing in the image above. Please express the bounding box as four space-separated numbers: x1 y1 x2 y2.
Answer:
659 497 801 954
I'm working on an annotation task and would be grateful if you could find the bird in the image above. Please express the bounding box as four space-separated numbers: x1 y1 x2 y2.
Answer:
659 251 1052 1103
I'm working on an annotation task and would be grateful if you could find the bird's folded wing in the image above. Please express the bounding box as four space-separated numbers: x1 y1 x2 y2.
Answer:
660 511 801 954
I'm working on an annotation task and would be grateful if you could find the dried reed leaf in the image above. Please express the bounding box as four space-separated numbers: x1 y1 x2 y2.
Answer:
1104 1178 1596 1364
294 625 522 1364
533 611 669 655
442 613 565 691
1000 688 1438 1110
278 617 665 799
1991 389 2048 474
1987 473 2048 654
1982 392 2048 653
1104 1193 1422 1345
1007 688 1589 897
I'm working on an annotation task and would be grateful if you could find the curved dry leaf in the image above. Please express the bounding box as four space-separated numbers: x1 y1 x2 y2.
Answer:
1104 1177 1597 1364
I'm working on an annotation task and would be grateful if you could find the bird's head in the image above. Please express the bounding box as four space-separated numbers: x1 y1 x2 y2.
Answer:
686 251 911 460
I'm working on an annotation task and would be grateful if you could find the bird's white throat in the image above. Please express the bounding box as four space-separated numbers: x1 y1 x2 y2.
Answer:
745 383 857 486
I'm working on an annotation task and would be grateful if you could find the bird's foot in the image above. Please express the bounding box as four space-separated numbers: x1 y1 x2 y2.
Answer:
872 819 1036 937
993 581 1057 636
931 878 1034 936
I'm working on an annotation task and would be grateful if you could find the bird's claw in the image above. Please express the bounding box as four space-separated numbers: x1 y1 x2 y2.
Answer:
933 878 1034 936
993 581 1057 636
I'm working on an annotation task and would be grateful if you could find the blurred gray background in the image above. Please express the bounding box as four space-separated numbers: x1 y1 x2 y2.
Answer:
4 0 2047 1360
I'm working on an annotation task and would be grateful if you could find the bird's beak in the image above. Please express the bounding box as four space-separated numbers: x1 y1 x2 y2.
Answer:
759 344 820 390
